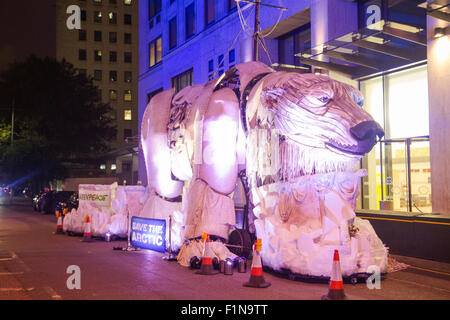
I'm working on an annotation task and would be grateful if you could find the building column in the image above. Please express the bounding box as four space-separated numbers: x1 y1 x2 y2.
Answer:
427 16 450 215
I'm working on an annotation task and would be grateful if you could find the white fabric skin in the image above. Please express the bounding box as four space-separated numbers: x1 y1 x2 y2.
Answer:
252 170 388 277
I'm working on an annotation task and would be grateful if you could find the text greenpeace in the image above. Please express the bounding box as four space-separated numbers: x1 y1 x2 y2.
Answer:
78 189 111 207
130 217 166 252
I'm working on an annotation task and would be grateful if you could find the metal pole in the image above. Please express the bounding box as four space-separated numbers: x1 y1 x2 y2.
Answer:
406 138 412 212
253 0 260 61
163 215 177 261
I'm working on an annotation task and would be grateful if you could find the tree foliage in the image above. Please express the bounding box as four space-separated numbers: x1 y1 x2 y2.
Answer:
0 55 116 185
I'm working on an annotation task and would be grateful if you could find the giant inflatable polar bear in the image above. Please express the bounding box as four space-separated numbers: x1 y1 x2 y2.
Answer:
140 61 388 278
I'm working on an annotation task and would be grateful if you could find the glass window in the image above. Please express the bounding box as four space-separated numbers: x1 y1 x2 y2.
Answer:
124 52 132 63
94 50 102 61
228 0 237 12
109 32 117 43
110 0 117 4
78 49 87 60
124 71 132 83
124 90 132 101
124 14 132 25
149 36 162 67
109 51 117 62
171 68 193 93
94 11 102 23
79 29 87 41
94 30 102 41
124 0 132 5
185 3 195 39
359 65 430 213
124 109 132 120
109 12 117 24
229 49 235 63
78 69 87 76
94 69 102 81
149 0 162 20
124 33 132 44
111 163 117 171
109 89 118 100
277 24 311 71
169 17 177 49
110 70 117 82
208 59 213 73
81 10 87 21
205 0 215 26
218 54 224 68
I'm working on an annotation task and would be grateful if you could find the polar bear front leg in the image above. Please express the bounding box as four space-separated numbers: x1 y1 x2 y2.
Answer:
141 88 184 198
141 88 185 247
184 88 239 239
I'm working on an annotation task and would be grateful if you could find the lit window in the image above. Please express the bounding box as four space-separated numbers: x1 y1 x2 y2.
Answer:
100 164 106 170
124 90 132 101
109 89 117 100
171 68 193 93
111 164 117 170
124 109 132 120
94 11 102 23
149 36 162 67
94 50 102 61
109 12 117 24
110 70 117 82
124 71 132 83
124 0 132 5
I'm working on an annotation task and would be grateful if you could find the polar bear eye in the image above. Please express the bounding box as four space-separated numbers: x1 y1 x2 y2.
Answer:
318 96 330 104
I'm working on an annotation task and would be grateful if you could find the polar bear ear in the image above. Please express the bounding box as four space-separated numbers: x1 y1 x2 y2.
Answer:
260 86 287 110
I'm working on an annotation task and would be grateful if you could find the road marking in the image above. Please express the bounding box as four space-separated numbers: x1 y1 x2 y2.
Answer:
407 265 450 277
0 288 34 292
389 277 450 294
0 257 13 261
9 251 31 272
0 272 24 276
44 286 62 300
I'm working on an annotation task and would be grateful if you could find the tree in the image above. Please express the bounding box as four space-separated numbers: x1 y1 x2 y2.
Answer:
0 55 116 188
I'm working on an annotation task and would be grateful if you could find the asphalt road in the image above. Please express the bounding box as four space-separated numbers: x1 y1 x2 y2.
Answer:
1 196 450 303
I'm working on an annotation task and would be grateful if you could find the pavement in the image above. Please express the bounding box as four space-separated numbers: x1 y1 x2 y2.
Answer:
1 196 450 306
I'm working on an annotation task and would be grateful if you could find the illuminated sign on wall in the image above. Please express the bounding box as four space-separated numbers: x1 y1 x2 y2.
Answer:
130 216 166 252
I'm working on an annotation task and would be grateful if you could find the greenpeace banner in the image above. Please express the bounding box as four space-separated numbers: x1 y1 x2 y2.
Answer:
78 186 112 208
130 216 166 252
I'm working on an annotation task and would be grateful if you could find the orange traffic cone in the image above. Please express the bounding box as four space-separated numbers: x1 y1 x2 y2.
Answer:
195 233 218 275
82 215 92 242
55 211 64 234
322 250 347 300
243 239 271 288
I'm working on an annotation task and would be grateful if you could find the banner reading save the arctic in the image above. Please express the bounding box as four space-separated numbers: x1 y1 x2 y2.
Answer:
130 216 166 252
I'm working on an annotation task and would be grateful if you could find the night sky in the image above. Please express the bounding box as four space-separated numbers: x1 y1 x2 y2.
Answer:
0 0 56 70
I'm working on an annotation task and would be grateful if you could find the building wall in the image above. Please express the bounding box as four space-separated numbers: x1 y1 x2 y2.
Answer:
427 16 450 215
56 0 139 174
